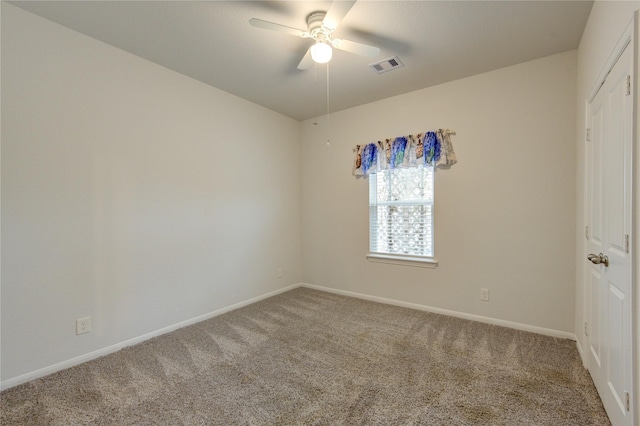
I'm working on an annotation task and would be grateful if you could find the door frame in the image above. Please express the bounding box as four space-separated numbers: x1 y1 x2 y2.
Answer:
582 12 638 424
634 10 639 426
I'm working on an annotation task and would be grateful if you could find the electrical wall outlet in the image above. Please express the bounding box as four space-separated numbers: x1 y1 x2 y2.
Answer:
276 267 284 278
480 288 489 302
76 317 91 335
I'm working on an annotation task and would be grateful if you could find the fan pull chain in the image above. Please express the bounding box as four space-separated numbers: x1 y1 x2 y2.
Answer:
313 63 319 124
326 63 331 147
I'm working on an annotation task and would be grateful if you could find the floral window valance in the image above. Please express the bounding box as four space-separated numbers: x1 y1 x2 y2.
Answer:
352 129 457 176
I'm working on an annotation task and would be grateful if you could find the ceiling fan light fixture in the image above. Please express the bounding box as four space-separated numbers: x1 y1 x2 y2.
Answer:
310 41 333 64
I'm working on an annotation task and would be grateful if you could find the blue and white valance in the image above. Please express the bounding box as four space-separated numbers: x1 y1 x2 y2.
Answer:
353 129 457 176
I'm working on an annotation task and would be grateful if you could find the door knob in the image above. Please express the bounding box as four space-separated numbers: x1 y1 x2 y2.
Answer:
587 253 609 267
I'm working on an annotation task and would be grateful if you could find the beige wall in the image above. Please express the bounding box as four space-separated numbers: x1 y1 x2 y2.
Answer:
1 3 302 384
301 51 577 334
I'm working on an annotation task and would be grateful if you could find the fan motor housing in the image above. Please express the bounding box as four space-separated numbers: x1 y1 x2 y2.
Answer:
306 11 326 32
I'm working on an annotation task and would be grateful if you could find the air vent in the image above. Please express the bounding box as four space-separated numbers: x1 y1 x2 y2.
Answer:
370 56 404 74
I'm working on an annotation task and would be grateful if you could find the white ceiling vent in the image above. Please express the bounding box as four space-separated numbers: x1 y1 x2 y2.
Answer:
370 56 404 74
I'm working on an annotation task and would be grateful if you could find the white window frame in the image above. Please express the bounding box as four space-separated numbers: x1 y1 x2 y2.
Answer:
367 166 438 268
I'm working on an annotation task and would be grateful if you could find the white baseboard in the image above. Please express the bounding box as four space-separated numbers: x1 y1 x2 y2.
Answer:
575 338 587 367
2 281 577 391
300 283 577 341
0 284 300 391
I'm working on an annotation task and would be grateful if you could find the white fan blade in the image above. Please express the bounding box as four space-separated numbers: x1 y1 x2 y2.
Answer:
332 39 380 58
249 18 306 37
322 0 356 31
297 48 313 70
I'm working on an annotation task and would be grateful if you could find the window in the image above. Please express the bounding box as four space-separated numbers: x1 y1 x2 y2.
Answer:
368 165 435 266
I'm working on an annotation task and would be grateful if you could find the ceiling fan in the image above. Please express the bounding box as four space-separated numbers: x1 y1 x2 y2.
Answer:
249 0 380 70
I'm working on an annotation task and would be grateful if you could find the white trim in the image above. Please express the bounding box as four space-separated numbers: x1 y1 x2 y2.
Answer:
581 92 591 372
2 281 578 391
366 253 438 268
587 19 634 103
634 11 640 425
575 339 587 368
582 14 638 424
301 283 577 340
581 12 636 375
0 284 299 391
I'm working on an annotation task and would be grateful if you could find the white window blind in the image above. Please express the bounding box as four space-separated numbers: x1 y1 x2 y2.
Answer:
369 166 434 258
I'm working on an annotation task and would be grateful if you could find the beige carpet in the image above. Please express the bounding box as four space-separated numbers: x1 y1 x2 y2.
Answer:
1 287 609 425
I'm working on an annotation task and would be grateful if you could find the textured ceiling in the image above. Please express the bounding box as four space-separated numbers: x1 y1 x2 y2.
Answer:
10 1 593 121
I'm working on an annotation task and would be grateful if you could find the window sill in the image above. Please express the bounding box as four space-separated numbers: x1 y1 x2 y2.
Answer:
366 253 438 269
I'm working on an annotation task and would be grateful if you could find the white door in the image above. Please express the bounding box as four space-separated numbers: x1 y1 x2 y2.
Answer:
586 41 633 425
